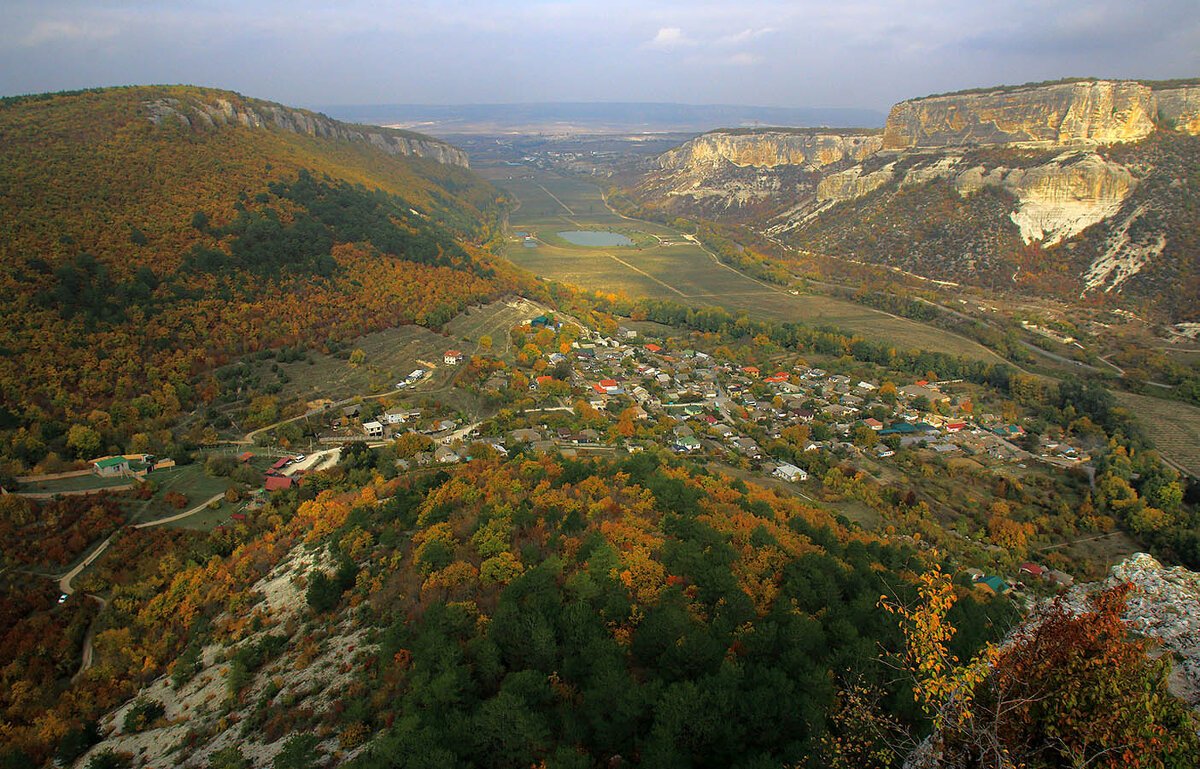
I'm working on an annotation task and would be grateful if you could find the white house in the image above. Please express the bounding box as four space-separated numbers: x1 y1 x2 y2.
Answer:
773 463 808 482
363 421 385 438
443 350 465 365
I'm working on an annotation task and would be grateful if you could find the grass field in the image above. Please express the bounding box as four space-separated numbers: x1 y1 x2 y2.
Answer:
124 462 233 524
1115 391 1200 478
17 473 134 495
487 165 1006 363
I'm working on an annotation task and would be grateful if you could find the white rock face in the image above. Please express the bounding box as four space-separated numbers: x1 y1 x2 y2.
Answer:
816 164 896 203
1155 86 1200 136
1003 155 1136 246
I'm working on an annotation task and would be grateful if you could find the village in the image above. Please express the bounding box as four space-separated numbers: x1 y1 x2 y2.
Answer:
239 311 1093 600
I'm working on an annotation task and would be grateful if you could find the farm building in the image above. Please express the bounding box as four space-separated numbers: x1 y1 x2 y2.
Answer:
92 456 130 477
444 350 465 365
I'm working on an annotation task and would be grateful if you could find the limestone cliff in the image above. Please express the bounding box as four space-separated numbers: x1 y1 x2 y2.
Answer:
659 131 882 171
637 130 883 215
633 78 1199 318
882 80 1159 149
1155 85 1200 136
143 92 470 167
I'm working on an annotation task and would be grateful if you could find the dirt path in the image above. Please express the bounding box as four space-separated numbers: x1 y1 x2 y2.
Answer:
58 492 225 596
72 594 107 683
536 181 577 217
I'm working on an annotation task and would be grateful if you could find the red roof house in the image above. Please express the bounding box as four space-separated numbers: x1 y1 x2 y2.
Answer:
264 475 295 492
644 343 662 353
270 457 291 471
237 451 254 464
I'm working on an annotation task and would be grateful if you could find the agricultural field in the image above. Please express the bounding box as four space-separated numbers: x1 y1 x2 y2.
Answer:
488 165 1006 363
1115 391 1200 478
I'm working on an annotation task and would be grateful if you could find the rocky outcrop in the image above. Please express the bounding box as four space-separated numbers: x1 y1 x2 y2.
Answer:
659 131 882 172
143 93 469 167
1000 154 1137 245
1067 553 1200 708
883 80 1159 149
1155 85 1200 136
816 163 895 203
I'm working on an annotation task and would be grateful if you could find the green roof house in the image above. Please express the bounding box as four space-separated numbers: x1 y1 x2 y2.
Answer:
93 456 130 477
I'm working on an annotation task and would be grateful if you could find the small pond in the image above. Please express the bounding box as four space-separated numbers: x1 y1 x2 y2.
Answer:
557 230 634 247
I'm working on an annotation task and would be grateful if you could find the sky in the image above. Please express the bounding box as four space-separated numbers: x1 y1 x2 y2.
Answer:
1 0 1198 111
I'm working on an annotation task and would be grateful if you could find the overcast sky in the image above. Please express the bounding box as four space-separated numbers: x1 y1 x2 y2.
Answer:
2 0 1198 110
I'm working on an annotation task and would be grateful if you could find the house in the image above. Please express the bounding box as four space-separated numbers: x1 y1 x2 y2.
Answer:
92 456 129 477
741 366 760 376
342 404 361 419
597 379 621 394
444 350 465 365
509 428 542 444
945 421 968 433
1018 562 1044 579
533 374 556 390
644 343 662 354
899 384 951 403
773 463 808 482
863 418 884 431
434 446 460 464
763 372 789 384
383 409 421 425
530 314 552 328
673 435 702 453
270 457 292 472
363 420 385 438
975 576 1011 595
264 475 295 492
236 451 255 464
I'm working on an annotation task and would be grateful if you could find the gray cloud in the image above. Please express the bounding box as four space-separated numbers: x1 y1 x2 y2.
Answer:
0 0 1196 110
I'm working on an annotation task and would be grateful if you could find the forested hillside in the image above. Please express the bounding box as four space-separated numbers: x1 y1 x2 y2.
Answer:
0 86 520 475
0 449 1016 768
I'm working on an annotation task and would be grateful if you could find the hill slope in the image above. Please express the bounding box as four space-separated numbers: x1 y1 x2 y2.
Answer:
0 86 516 471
